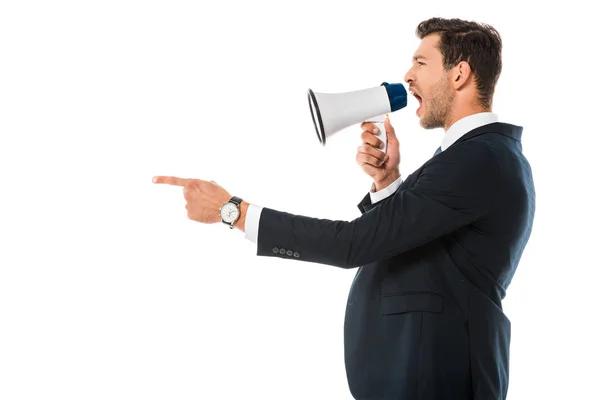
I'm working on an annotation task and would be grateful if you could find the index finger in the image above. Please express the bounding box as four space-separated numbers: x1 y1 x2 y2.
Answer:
152 176 192 186
360 121 379 134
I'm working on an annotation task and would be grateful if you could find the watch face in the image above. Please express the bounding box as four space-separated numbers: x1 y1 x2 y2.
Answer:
220 202 239 223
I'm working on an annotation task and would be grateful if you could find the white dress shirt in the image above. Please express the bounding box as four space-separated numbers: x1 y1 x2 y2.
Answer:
243 112 499 244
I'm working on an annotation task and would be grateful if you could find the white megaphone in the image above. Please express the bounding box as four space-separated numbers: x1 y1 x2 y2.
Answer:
307 82 408 153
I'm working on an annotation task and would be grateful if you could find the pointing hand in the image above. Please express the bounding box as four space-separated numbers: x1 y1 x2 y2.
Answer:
152 176 231 224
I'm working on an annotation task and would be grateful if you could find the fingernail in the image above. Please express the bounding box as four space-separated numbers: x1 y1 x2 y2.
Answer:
152 177 157 183
373 127 378 134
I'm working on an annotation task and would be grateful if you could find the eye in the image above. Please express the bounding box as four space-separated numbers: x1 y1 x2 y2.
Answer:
418 62 425 66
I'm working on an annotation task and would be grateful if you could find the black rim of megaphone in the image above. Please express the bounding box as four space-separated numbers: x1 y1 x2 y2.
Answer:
307 89 326 145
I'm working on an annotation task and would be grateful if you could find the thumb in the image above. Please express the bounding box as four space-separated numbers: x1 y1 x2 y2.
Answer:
384 116 397 143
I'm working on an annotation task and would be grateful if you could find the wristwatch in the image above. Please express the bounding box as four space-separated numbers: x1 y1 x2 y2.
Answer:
219 196 243 229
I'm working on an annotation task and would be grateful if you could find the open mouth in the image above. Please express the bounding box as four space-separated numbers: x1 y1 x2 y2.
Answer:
410 90 423 115
410 90 422 104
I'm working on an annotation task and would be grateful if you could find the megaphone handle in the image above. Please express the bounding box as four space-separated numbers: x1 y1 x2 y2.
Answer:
375 121 387 154
364 118 387 154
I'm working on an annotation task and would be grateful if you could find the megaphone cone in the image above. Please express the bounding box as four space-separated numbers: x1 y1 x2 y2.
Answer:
307 82 407 153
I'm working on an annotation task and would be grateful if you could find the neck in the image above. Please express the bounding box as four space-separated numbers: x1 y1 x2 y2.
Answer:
444 104 491 131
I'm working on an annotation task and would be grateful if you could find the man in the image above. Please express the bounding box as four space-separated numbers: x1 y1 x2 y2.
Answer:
153 17 536 400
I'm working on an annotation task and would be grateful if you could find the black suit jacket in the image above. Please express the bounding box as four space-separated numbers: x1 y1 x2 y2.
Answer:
255 122 536 400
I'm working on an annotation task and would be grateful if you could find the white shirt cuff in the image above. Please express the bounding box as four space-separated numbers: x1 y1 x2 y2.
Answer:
244 203 263 243
369 175 403 204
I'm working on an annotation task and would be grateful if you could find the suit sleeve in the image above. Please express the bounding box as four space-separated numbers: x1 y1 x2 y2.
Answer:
256 142 499 268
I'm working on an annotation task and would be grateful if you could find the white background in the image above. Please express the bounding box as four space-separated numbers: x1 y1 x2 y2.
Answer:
1 0 598 399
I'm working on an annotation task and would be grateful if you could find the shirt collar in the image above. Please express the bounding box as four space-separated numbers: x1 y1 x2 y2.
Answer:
440 112 499 151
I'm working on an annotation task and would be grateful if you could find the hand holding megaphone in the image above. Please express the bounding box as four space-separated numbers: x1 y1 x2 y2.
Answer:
361 113 391 154
357 116 401 185
307 82 407 154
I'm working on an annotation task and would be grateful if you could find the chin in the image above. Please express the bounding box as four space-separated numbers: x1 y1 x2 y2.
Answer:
419 117 442 130
417 113 430 128
416 109 426 126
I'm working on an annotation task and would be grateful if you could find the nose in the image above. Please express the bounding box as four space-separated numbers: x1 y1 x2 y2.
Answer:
404 65 414 84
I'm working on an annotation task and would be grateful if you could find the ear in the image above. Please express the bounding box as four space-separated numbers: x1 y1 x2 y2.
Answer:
452 61 472 90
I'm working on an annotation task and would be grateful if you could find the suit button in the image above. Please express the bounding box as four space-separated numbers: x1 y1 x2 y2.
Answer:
286 250 293 256
279 248 286 255
273 247 279 253
293 252 300 258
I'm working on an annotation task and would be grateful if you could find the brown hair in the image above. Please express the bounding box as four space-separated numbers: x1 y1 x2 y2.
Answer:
416 17 502 109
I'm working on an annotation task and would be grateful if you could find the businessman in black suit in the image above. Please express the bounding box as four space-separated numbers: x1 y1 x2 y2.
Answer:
154 17 536 400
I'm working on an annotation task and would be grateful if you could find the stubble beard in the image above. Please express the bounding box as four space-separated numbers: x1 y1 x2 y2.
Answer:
419 73 454 130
